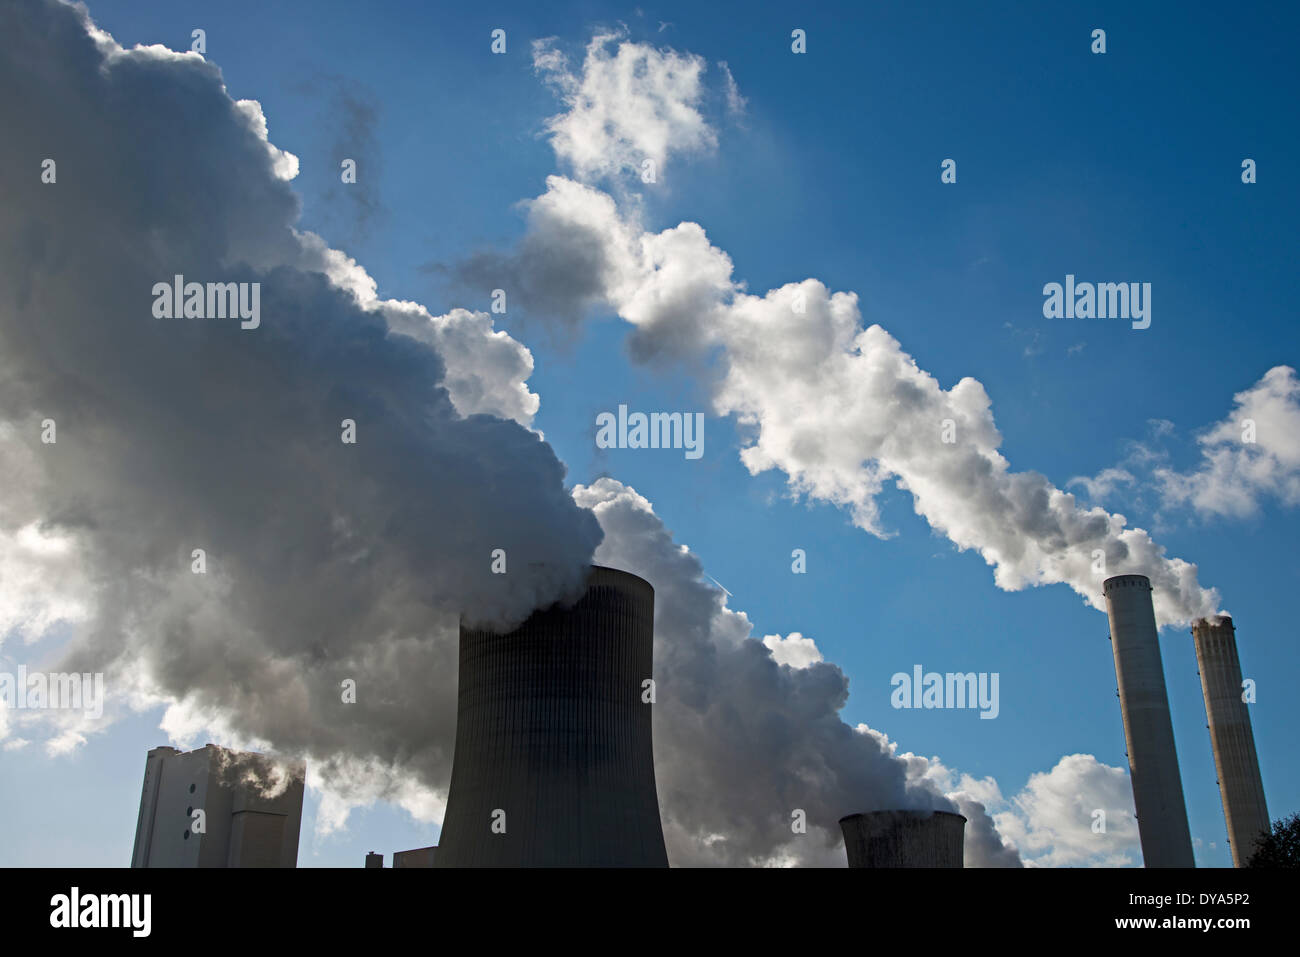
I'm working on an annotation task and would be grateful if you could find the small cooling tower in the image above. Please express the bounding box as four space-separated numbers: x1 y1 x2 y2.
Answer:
839 810 967 867
435 565 668 867
1192 616 1270 867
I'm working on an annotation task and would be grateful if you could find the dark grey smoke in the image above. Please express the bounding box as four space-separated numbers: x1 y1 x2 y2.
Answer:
0 0 599 803
576 479 1021 866
445 185 620 345
294 74 386 242
1 2 1025 866
951 794 1024 867
452 244 610 342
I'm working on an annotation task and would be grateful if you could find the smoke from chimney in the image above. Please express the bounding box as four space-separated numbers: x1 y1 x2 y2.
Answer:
0 0 600 807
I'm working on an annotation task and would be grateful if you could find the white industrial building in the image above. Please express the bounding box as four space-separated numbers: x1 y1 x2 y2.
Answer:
131 743 305 868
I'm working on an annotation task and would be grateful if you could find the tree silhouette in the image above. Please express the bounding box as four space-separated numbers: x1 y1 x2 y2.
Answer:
1247 813 1300 868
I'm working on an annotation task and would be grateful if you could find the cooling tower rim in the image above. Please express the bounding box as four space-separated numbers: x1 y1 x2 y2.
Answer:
587 565 654 604
515 563 651 592
1192 614 1234 632
838 809 968 825
458 565 653 635
1102 573 1152 594
588 564 652 590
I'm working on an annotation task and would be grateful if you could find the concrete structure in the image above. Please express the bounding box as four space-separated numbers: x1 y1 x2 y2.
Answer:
839 810 967 867
435 566 668 867
1103 575 1195 867
131 744 305 867
1192 616 1270 867
365 851 383 868
392 845 437 868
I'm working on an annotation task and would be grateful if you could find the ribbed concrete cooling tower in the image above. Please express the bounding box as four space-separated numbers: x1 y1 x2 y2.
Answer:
838 810 967 867
1103 574 1195 867
435 565 668 867
1192 616 1270 867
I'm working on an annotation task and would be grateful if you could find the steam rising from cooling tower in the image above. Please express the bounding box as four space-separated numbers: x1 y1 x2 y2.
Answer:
0 0 602 807
435 566 668 867
1102 575 1194 867
1191 616 1270 867
839 810 967 868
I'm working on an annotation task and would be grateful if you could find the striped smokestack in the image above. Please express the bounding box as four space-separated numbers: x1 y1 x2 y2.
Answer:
1103 574 1194 867
1192 616 1270 867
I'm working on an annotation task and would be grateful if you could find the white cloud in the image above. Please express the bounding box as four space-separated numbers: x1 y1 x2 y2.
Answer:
857 724 1023 867
1068 467 1135 502
995 753 1140 867
307 755 445 840
1157 366 1300 518
761 632 823 669
287 231 541 425
0 0 602 788
577 477 1021 866
507 36 1222 626
718 61 747 117
507 174 1220 624
859 728 1138 867
0 520 94 647
533 32 716 182
232 99 300 181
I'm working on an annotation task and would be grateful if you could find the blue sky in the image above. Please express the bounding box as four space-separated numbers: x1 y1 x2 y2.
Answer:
2 0 1297 867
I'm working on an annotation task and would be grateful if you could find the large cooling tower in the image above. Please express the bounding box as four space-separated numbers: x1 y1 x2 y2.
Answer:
1192 616 1270 867
1103 574 1195 867
435 565 668 867
839 810 967 867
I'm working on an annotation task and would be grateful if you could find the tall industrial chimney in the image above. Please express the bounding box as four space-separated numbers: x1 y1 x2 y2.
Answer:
1191 616 1270 867
838 810 966 867
1103 574 1195 867
435 566 668 867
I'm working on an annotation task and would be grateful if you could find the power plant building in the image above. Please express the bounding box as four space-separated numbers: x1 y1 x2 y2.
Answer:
839 810 966 867
392 845 438 868
1192 616 1270 867
1102 575 1195 867
435 565 668 867
131 744 305 868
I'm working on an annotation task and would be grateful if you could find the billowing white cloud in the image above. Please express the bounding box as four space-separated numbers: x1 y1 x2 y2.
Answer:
0 0 600 786
499 172 1219 623
1157 365 1300 518
857 724 1023 868
0 8 1198 872
284 232 541 425
576 477 1022 866
508 39 1222 626
994 753 1140 868
862 728 1138 867
1071 367 1300 528
533 31 716 182
762 632 823 669
307 755 445 840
